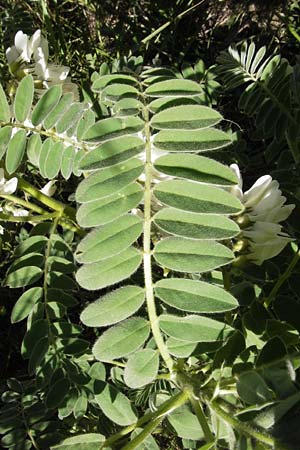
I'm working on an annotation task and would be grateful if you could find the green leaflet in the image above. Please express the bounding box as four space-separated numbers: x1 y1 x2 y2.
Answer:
43 141 64 179
76 246 142 290
46 378 70 409
76 158 144 202
51 433 105 450
167 338 197 358
56 102 84 135
4 266 43 288
154 209 240 240
75 214 143 263
151 105 222 130
79 135 144 171
43 92 74 130
92 74 138 90
0 126 12 159
28 337 49 375
154 154 238 185
83 116 144 142
14 75 34 122
92 317 150 361
168 406 204 440
153 128 232 152
95 382 137 426
159 314 233 342
154 237 234 272
149 96 200 114
27 133 42 167
5 129 27 174
0 83 10 122
153 180 243 215
102 83 139 100
124 349 159 388
11 287 43 323
80 286 145 327
76 182 143 228
31 84 62 126
155 278 238 313
61 146 76 180
113 98 143 116
145 79 203 97
13 235 48 257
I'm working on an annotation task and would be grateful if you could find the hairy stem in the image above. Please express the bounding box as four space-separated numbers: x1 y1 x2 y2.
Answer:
189 396 214 443
142 106 173 374
121 418 162 450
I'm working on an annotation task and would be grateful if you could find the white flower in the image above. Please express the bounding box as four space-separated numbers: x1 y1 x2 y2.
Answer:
230 164 295 265
6 30 42 65
40 180 57 197
0 169 18 195
6 30 79 99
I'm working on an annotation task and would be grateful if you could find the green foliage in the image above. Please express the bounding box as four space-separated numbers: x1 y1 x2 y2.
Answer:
0 24 299 450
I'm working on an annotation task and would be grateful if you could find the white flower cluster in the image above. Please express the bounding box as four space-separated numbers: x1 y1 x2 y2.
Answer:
231 164 295 265
6 30 78 98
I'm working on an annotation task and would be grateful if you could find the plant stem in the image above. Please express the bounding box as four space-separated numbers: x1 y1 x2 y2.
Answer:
210 399 288 449
121 417 162 450
189 396 214 443
0 194 47 214
264 245 300 309
99 390 189 449
0 212 57 222
142 106 173 374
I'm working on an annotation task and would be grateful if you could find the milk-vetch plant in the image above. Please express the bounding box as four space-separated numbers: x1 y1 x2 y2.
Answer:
0 31 298 450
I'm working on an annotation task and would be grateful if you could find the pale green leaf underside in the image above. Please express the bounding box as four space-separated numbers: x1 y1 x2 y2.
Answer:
75 214 143 263
154 154 238 185
92 74 138 90
159 314 233 342
51 433 105 450
153 128 232 152
79 135 144 171
76 158 143 202
154 180 243 215
155 278 238 313
154 237 234 273
14 75 34 122
6 129 27 174
151 105 222 130
83 116 144 142
0 126 12 159
154 209 240 240
167 337 197 358
93 317 150 361
168 406 204 440
76 246 142 290
124 349 159 388
31 84 62 126
145 79 203 97
76 182 143 228
80 286 145 327
95 382 137 426
0 83 10 122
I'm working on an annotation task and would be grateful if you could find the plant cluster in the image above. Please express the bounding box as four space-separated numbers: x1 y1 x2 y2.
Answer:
0 10 299 450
